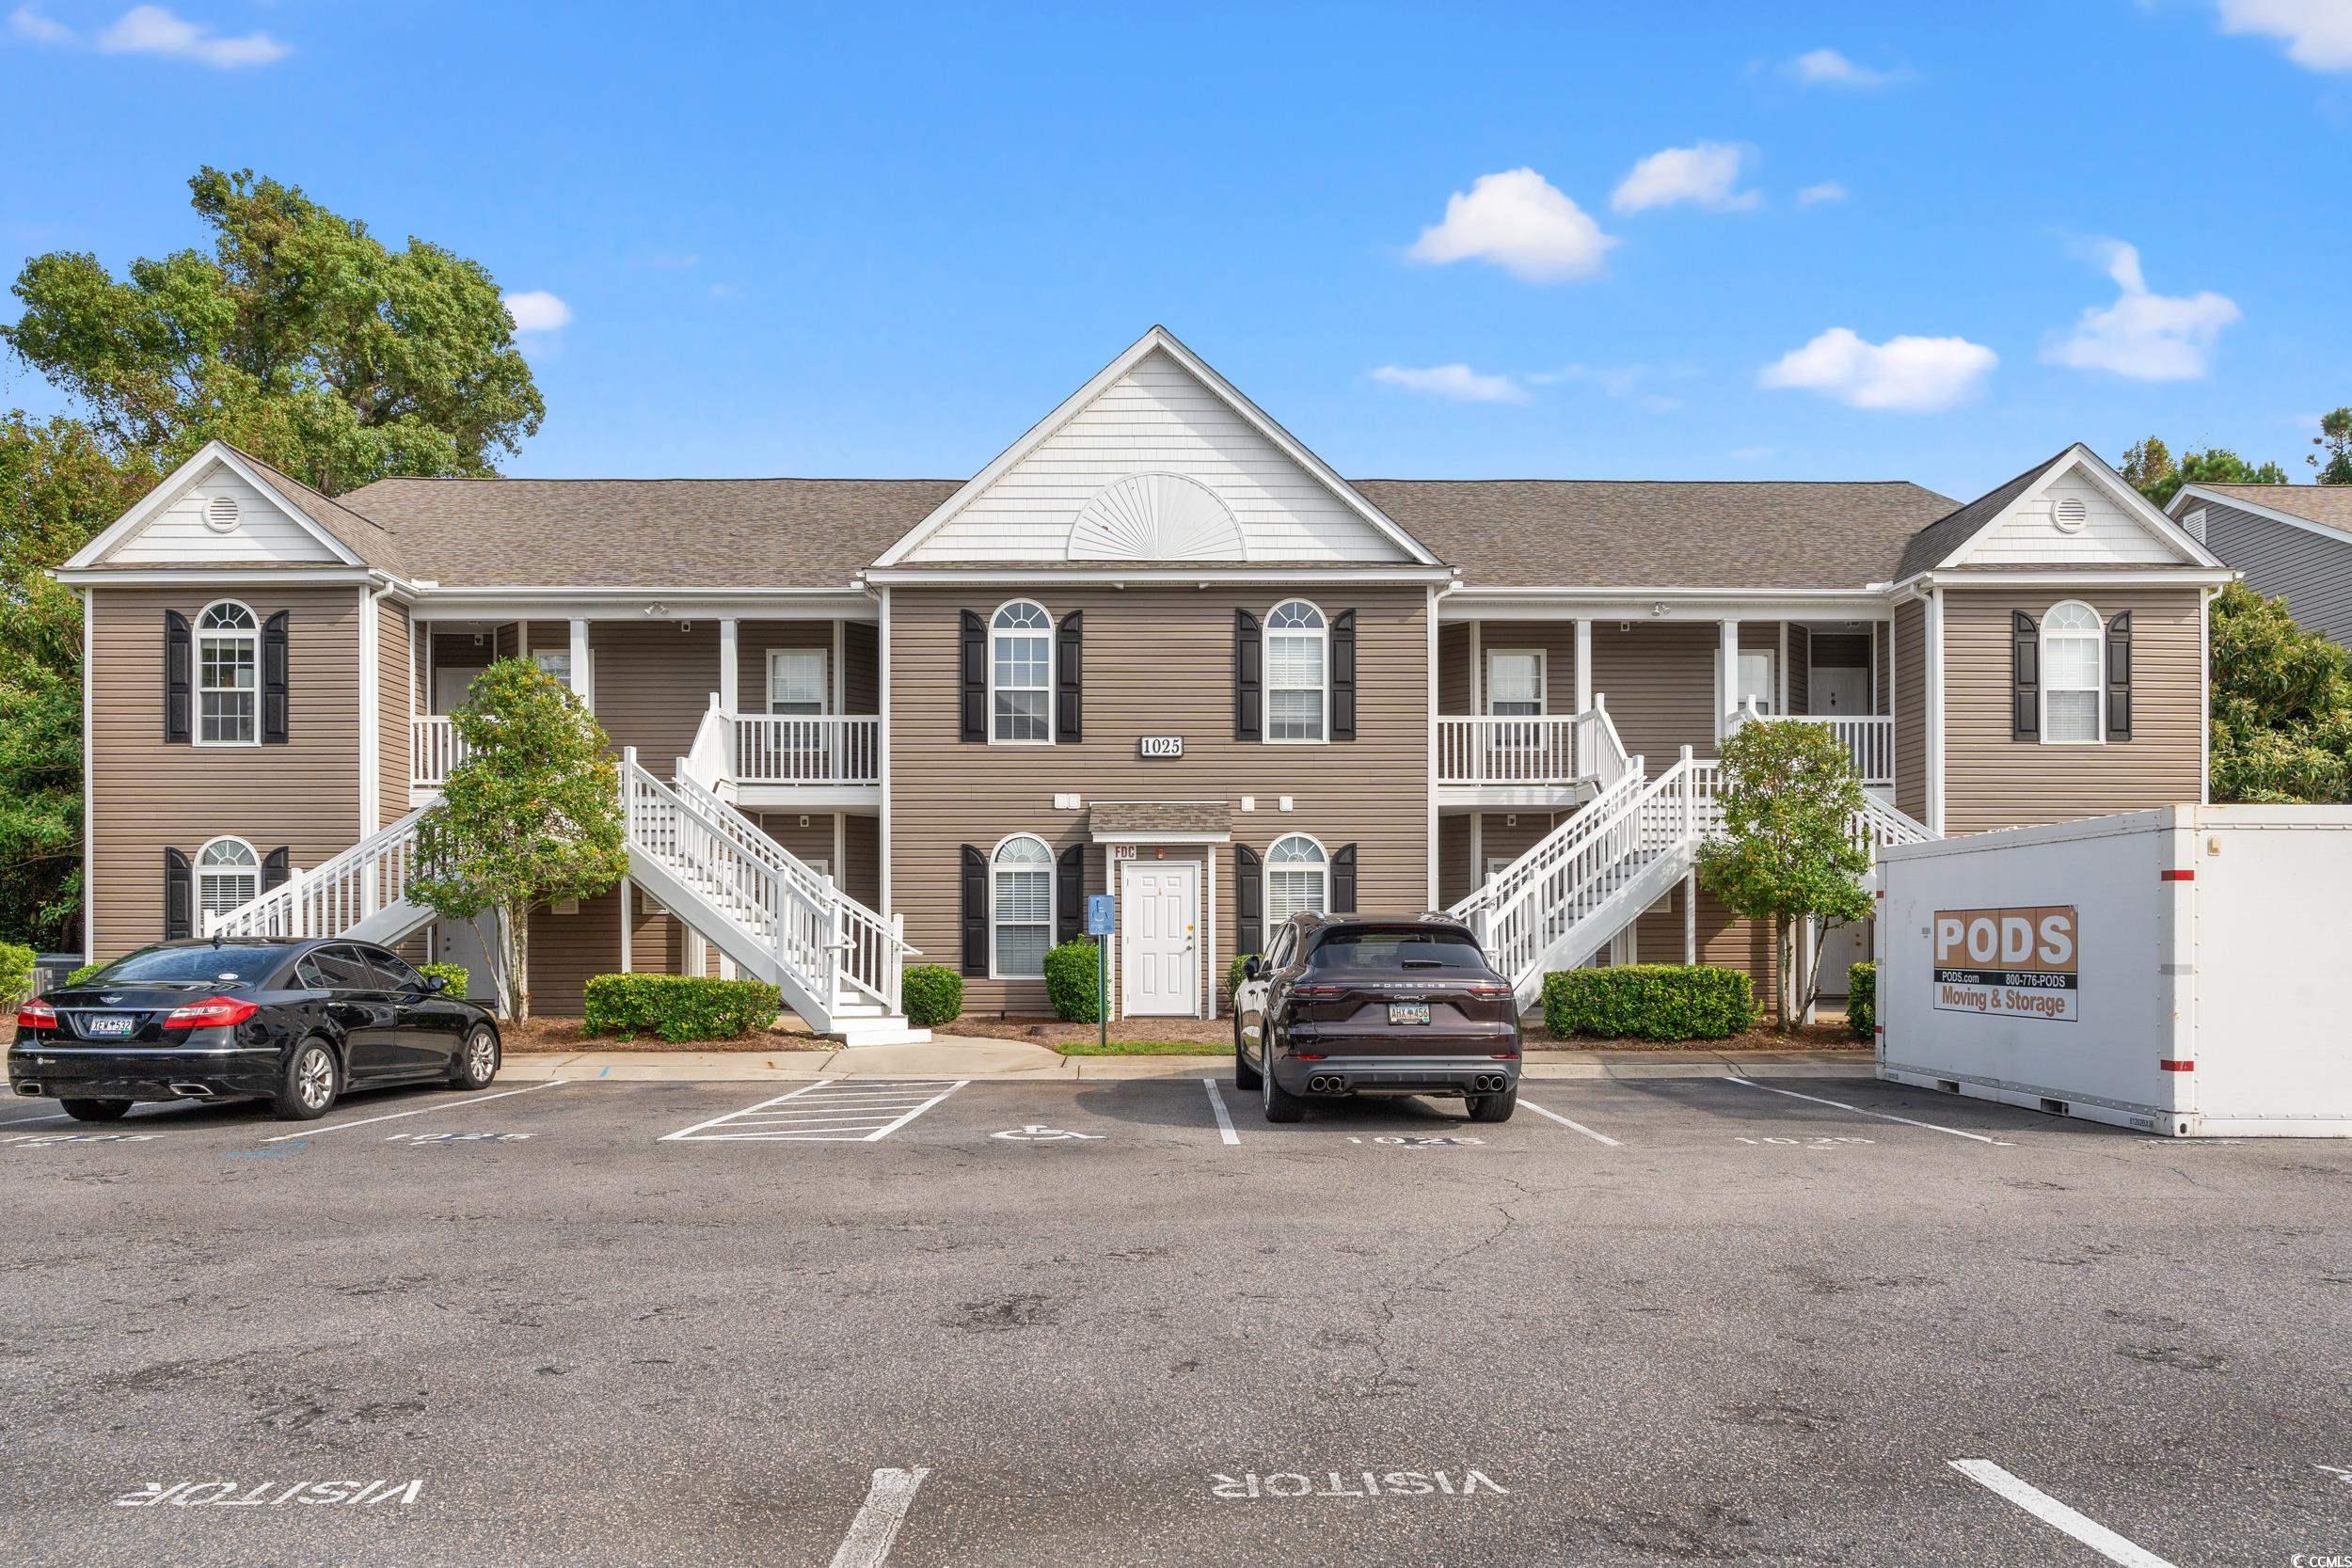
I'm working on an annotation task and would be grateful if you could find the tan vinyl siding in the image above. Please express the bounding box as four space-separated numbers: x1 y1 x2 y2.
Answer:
739 620 834 713
589 620 721 763
756 811 838 870
1479 811 1561 864
1438 814 1474 909
1459 621 1578 714
1438 624 1471 715
844 624 880 715
1632 885 1779 1016
887 584 1430 1015
843 813 882 912
1590 622 1718 766
1895 601 1927 822
88 586 361 958
1941 585 2206 834
527 892 622 1019
1788 627 1810 715
1875 621 1891 713
377 599 409 822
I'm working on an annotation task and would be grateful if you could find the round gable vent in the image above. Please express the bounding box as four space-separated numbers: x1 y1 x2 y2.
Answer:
2052 496 2089 534
1067 472 1246 562
204 494 241 533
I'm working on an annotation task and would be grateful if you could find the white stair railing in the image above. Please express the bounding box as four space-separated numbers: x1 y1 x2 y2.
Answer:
204 805 431 939
1450 762 1647 990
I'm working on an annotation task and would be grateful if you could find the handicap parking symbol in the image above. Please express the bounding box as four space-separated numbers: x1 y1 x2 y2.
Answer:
991 1125 1105 1142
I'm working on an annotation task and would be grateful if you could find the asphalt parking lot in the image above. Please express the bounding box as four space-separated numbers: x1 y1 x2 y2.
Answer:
5 1070 2349 1567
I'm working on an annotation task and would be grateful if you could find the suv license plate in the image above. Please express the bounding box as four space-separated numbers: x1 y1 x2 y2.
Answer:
1388 1002 1430 1026
84 1015 136 1037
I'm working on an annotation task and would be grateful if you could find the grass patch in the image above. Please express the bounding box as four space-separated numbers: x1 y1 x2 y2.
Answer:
1055 1038 1226 1056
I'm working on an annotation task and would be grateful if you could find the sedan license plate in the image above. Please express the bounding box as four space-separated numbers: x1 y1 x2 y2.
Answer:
1388 1001 1430 1026
84 1014 137 1037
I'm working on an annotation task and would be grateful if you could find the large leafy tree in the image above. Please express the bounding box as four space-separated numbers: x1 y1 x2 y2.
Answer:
410 660 628 1022
2208 582 2352 803
4 166 544 495
2119 436 2288 507
1695 720 1874 1031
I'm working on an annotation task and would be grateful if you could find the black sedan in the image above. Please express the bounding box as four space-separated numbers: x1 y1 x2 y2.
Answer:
9 938 501 1122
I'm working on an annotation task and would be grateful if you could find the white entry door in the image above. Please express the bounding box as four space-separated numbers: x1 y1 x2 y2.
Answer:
1121 862 1200 1017
1812 667 1869 715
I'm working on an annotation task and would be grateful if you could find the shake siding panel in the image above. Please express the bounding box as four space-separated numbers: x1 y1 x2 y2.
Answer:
1895 602 1927 822
1590 623 1718 767
1941 585 2205 833
89 586 361 958
887 584 1430 1014
378 600 409 822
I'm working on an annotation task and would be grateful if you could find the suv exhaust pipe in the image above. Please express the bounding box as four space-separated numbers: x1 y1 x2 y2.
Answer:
1307 1073 1347 1094
167 1082 215 1098
1470 1073 1509 1095
14 1082 39 1097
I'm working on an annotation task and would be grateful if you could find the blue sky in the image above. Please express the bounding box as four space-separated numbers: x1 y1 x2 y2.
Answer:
2 1 2347 500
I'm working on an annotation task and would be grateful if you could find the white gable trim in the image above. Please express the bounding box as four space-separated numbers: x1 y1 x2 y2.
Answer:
2169 483 2352 548
63 440 366 571
870 325 1439 569
1931 443 2220 573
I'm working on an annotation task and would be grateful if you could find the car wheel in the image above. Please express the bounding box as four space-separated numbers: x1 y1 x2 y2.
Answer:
1466 1085 1518 1124
273 1038 342 1121
1261 1050 1304 1124
1233 1014 1262 1091
450 1024 501 1089
59 1098 132 1122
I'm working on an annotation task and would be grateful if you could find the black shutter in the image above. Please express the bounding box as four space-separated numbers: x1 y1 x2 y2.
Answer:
960 845 989 975
2106 610 2133 740
163 847 193 940
262 610 291 744
1332 844 1359 912
1330 610 1357 740
2010 611 2039 742
164 610 192 743
1056 844 1084 944
959 610 987 742
1233 610 1262 741
1055 610 1083 742
263 847 291 892
1234 845 1263 956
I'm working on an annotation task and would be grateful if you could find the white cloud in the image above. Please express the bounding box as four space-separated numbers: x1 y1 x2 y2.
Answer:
1369 363 1529 404
2216 0 2352 71
1796 181 1848 206
1787 47 1911 88
2043 240 2239 381
1759 327 1997 412
1611 143 1759 214
1405 167 1616 283
504 291 573 334
8 6 74 43
96 6 288 67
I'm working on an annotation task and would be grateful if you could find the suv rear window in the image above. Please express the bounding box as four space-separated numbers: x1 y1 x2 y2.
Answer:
86 945 290 986
1309 927 1486 971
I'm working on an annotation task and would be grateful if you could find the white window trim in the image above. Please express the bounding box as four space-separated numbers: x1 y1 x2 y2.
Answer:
2040 599 2106 747
1736 645 1778 718
1263 598 1328 746
1485 647 1546 717
988 832 1056 980
987 598 1056 747
193 598 261 749
765 647 832 716
195 834 261 921
1264 832 1331 922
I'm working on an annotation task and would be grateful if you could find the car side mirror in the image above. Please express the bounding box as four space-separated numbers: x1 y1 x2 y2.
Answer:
422 974 448 993
1243 957 1263 982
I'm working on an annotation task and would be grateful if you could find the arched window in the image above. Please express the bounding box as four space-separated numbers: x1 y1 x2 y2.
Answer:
1265 834 1329 923
196 837 260 924
1265 600 1327 743
196 600 260 746
2041 601 2104 744
990 600 1053 743
991 834 1055 978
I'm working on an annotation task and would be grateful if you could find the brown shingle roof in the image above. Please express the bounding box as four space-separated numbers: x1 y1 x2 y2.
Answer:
2195 483 2352 540
237 451 411 576
1891 449 2070 581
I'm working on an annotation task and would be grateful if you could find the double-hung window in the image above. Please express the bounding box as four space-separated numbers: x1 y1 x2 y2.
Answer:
1265 834 1329 923
991 601 1052 743
991 834 1054 977
1265 600 1327 742
1486 651 1544 717
2041 601 2104 744
196 602 259 745
1736 649 1776 717
767 650 828 716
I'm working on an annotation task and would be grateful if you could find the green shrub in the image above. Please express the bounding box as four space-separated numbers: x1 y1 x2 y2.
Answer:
1846 961 1876 1041
1042 939 1104 1022
0 942 32 1005
900 965 963 1029
418 962 470 999
1541 964 1756 1042
1227 953 1259 998
63 962 104 989
581 974 781 1042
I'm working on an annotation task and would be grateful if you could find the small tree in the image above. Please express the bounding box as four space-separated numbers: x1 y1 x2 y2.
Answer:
409 659 627 1022
1695 720 1874 1031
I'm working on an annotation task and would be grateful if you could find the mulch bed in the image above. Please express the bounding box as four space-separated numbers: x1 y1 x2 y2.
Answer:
500 1017 833 1053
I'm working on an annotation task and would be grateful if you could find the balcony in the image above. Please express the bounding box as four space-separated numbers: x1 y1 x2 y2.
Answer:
412 709 882 806
1436 709 1629 807
1740 708 1894 788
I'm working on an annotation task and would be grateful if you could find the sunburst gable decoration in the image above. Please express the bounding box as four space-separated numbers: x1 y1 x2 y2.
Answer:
1066 472 1248 562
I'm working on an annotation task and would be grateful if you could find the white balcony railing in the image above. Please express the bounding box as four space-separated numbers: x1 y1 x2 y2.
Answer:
1742 708 1895 786
731 713 881 786
412 715 469 790
1437 706 1629 789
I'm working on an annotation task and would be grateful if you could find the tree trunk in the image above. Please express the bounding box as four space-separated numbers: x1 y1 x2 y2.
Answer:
498 901 531 1024
1774 914 1796 1033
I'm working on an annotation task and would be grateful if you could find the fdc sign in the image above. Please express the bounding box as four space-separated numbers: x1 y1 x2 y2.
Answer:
1931 905 2079 1022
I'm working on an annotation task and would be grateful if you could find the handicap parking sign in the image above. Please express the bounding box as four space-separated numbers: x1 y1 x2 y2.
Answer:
1086 894 1115 936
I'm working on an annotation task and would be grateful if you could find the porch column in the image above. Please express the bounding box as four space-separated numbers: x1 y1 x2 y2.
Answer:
568 618 592 708
1683 868 1697 964
1716 620 1740 740
718 618 739 711
1573 619 1592 711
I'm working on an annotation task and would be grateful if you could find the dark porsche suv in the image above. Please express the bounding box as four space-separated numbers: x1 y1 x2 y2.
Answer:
10 938 501 1122
1232 913 1521 1123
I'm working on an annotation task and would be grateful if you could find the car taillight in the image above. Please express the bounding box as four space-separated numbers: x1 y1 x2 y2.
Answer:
163 996 259 1030
15 999 57 1031
1465 983 1513 997
1291 984 1346 999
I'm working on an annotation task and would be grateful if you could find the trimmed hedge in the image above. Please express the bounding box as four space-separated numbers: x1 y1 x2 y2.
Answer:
1541 964 1756 1042
900 965 963 1029
63 962 105 989
581 974 782 1042
418 962 469 999
1846 961 1876 1041
1043 939 1104 1022
0 942 32 1005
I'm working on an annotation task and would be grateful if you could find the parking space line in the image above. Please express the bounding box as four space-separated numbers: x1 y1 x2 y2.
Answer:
1518 1099 1621 1146
1724 1078 2011 1146
1201 1079 1240 1145
262 1080 565 1142
0 1109 71 1127
661 1080 968 1143
827 1465 930 1568
1948 1460 2178 1567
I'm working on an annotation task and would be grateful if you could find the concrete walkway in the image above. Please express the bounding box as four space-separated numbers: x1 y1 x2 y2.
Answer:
502 1037 1875 1083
